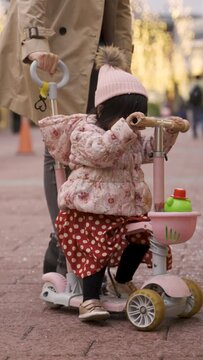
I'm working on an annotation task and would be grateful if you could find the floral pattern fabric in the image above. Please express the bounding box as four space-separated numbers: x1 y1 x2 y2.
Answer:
39 113 178 217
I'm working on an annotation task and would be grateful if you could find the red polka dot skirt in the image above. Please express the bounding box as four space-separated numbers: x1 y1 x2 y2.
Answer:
55 209 172 278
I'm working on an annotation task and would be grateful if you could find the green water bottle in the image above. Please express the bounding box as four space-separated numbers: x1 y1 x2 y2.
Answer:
164 188 192 212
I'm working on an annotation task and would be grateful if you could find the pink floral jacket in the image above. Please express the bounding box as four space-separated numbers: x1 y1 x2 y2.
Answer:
39 114 178 217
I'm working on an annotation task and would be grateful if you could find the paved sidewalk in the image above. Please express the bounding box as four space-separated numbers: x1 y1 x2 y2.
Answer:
0 126 202 360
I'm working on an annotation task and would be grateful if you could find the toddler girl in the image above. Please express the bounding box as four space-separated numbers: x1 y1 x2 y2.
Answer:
39 46 182 322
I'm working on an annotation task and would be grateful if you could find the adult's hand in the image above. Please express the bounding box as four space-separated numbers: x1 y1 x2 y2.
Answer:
28 51 59 75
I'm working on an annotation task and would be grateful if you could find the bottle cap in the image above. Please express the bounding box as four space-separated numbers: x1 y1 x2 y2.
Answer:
172 188 186 200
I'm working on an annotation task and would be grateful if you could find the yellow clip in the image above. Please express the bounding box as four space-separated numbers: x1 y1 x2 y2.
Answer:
39 81 49 99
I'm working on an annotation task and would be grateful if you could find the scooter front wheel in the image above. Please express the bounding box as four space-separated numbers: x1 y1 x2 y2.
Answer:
179 278 203 318
126 289 165 331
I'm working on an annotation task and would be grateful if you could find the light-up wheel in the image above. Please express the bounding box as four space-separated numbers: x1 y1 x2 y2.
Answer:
42 281 60 308
179 278 203 318
126 289 165 331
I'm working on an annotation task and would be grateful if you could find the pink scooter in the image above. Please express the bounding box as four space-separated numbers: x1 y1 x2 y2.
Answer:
30 61 202 331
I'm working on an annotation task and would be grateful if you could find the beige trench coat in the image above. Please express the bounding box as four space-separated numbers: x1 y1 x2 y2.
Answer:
0 0 133 123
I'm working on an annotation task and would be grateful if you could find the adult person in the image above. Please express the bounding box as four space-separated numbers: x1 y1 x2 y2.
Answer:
0 0 133 275
188 75 203 139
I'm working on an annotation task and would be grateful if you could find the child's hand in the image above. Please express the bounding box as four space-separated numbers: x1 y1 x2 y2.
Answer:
126 112 146 131
167 116 190 133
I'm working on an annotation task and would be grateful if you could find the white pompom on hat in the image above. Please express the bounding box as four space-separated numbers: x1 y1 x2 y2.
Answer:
94 46 148 107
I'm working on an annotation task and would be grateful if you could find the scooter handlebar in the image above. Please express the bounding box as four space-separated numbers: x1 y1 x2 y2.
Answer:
30 59 69 89
129 114 190 133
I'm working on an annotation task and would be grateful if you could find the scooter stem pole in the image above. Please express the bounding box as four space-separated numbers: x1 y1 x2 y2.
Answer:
49 82 58 115
153 126 165 212
50 99 58 116
49 89 66 190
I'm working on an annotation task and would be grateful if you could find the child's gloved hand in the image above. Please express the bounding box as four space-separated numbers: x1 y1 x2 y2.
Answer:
126 112 146 131
167 116 190 134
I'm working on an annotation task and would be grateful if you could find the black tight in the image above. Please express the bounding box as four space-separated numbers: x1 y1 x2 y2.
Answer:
83 267 106 301
82 242 149 301
115 242 149 284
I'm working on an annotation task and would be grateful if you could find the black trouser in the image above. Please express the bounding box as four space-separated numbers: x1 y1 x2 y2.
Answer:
82 242 149 301
43 66 99 275
43 148 70 276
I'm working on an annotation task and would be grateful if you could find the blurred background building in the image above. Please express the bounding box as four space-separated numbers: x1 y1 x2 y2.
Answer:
130 0 203 119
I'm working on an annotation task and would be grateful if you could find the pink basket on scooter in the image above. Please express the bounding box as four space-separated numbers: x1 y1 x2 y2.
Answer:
148 211 200 245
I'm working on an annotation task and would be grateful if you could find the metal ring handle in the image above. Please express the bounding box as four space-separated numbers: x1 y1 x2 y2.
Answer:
30 59 69 88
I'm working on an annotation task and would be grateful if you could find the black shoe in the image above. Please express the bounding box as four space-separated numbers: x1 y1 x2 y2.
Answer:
43 233 67 275
43 233 60 273
56 246 67 276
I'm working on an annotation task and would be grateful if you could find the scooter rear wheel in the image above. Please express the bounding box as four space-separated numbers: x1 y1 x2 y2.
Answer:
126 289 165 331
42 281 61 308
179 278 203 318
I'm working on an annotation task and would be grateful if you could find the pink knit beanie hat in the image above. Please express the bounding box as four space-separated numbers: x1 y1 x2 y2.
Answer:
95 46 148 107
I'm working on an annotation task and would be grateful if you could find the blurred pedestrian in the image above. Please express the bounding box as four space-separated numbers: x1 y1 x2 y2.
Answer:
189 75 203 138
0 0 133 275
11 112 21 133
172 83 187 119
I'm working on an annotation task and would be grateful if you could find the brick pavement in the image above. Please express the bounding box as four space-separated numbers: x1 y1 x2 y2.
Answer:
0 125 202 360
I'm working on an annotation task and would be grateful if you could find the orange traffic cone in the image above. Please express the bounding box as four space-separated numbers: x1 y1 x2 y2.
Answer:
17 116 33 154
